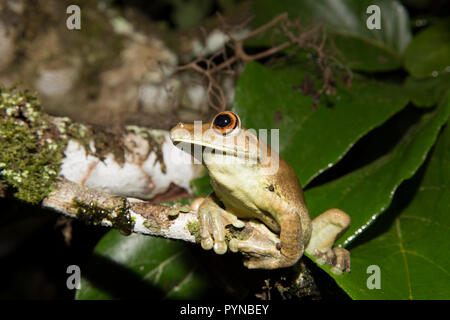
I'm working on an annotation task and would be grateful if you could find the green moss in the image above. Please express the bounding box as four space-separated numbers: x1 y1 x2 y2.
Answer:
226 225 252 241
72 197 135 235
143 218 161 233
187 221 201 243
187 220 250 244
0 87 66 204
164 202 192 219
0 86 160 203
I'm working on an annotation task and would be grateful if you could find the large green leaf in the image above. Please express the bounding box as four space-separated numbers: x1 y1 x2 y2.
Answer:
184 64 448 299
233 62 409 186
305 94 450 247
75 230 212 299
327 122 450 299
404 74 450 108
404 20 450 78
252 0 412 71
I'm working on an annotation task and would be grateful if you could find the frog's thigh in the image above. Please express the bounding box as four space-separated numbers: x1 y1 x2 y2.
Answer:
197 195 244 255
305 208 351 274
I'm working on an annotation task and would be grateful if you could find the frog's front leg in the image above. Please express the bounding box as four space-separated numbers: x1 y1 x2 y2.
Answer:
305 208 351 274
195 194 245 255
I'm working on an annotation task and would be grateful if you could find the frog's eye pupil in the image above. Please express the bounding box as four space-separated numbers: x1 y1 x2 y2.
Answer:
212 112 240 135
214 114 231 128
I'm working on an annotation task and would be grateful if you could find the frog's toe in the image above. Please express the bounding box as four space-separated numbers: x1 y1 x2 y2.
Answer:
198 206 229 255
231 219 245 229
213 241 227 255
314 248 334 265
229 238 280 257
199 211 214 250
228 238 239 253
201 237 214 251
331 247 351 274
314 247 351 274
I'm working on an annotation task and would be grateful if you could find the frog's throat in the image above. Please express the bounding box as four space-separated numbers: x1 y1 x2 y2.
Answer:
172 138 259 159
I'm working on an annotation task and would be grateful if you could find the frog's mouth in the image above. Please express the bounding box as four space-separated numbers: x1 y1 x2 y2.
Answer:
171 138 258 159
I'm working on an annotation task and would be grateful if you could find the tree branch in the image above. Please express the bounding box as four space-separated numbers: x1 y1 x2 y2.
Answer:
42 178 198 242
0 87 279 263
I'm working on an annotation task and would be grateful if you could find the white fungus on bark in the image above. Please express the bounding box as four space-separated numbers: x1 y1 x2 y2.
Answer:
59 131 199 200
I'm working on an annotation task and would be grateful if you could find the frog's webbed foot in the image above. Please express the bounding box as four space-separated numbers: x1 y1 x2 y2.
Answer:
305 208 351 274
314 247 350 275
228 221 290 269
196 195 245 255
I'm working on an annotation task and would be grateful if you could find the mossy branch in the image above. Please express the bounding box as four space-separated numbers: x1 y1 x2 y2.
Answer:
0 86 198 240
0 87 195 204
41 178 280 261
42 178 199 241
0 87 279 265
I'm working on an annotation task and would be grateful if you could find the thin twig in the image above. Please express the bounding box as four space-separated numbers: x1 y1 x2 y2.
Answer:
176 12 353 111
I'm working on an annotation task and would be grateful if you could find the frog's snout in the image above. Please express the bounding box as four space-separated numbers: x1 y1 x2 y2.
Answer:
169 122 187 142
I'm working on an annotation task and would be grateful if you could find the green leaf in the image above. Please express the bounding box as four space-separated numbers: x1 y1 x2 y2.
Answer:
253 0 412 71
233 62 409 186
404 20 450 78
305 95 450 249
191 174 213 197
327 122 450 299
170 0 214 30
404 74 450 108
75 230 211 299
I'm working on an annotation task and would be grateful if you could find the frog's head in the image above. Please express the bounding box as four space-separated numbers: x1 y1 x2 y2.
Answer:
169 111 264 165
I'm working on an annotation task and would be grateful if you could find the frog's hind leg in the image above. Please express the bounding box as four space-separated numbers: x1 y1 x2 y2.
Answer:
305 208 351 274
228 221 283 269
228 207 305 270
196 194 245 255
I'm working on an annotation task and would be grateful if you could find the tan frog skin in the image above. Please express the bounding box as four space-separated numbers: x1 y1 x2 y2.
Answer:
170 111 351 273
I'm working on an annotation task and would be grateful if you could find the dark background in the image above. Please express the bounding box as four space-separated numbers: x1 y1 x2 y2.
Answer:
0 0 448 300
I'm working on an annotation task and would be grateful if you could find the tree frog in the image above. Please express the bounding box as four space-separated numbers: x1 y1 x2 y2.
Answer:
170 111 351 273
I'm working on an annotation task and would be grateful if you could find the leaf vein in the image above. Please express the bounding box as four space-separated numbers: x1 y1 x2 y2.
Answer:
165 266 198 299
143 250 184 282
396 219 413 300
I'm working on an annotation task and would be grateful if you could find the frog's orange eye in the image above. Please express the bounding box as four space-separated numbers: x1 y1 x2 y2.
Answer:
212 111 240 135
